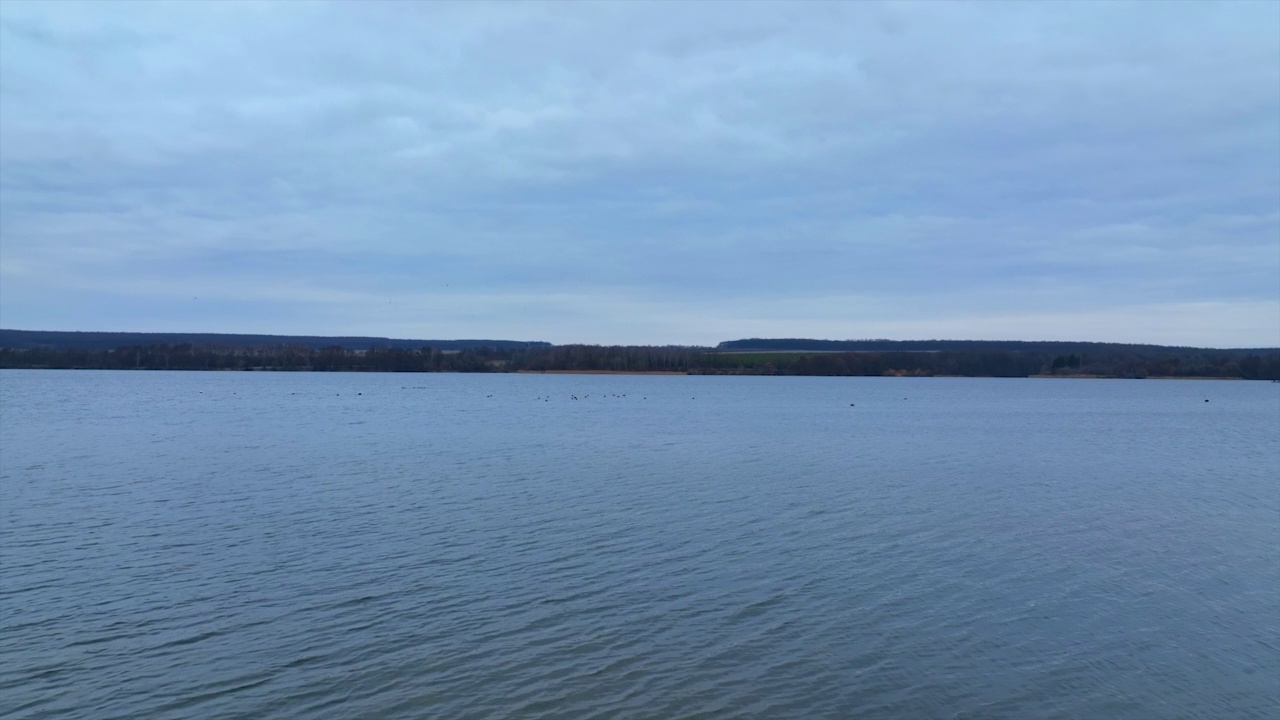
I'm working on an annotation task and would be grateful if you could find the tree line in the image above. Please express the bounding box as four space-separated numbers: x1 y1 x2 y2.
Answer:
718 337 1277 357
2 343 1278 379
0 329 549 352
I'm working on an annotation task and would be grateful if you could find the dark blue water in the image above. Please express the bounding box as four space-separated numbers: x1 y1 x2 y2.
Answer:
2 370 1278 719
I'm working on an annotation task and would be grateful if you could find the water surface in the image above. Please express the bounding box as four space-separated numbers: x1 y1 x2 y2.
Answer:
2 370 1278 719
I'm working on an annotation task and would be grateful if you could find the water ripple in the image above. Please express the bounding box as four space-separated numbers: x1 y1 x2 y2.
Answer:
2 371 1278 719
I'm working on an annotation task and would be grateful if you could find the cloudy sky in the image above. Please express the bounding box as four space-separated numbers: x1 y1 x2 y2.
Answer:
1 1 1277 346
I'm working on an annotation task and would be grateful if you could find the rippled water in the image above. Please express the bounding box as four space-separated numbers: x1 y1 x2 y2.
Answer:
2 370 1278 719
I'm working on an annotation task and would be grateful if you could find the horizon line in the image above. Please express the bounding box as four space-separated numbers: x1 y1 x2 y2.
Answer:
3 328 1278 352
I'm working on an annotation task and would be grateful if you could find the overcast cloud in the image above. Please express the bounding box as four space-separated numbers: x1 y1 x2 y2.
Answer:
1 0 1277 345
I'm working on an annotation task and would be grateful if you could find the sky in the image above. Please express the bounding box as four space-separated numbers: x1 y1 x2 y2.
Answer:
1 1 1278 347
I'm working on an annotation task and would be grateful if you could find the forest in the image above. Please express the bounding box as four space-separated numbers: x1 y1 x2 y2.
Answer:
3 342 1278 380
716 337 1276 357
0 329 549 352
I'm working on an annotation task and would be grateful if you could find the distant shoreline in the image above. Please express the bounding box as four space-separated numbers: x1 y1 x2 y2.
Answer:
1027 374 1247 381
517 370 688 376
1 367 1271 381
4 331 1277 380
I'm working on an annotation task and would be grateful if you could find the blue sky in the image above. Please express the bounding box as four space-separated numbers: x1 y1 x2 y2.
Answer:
1 1 1277 346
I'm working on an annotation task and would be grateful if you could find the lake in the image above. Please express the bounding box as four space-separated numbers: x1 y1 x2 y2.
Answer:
1 370 1277 719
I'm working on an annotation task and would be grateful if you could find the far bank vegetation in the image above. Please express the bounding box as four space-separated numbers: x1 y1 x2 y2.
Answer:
3 343 1278 380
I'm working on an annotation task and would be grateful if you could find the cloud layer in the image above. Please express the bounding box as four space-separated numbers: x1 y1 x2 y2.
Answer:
2 1 1277 345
